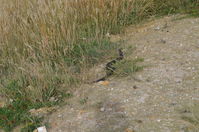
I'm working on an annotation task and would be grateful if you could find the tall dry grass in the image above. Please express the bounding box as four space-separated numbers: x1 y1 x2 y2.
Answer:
0 0 154 102
0 0 198 102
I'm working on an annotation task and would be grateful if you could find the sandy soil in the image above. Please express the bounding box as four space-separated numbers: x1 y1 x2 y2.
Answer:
44 15 199 132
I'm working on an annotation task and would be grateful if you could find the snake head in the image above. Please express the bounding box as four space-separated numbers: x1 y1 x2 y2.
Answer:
118 48 124 59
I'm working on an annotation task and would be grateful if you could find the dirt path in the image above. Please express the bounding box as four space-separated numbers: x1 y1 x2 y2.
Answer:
45 15 199 132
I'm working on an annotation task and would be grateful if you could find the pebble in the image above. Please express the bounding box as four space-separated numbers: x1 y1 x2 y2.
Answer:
175 78 182 83
58 114 62 118
170 102 177 106
157 119 161 122
124 99 129 103
37 126 47 132
135 120 143 123
49 97 56 102
154 26 161 30
160 39 166 44
133 85 138 89
9 99 13 103
100 107 105 112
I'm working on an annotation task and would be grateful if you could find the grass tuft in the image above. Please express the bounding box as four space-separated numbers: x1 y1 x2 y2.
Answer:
180 103 199 132
113 58 144 77
0 99 44 132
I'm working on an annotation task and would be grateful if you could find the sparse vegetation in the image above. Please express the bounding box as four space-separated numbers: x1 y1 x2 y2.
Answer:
180 103 199 132
113 58 144 77
79 97 89 105
0 0 199 131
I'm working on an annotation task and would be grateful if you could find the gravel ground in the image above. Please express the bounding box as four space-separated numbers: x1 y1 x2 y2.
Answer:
45 15 199 132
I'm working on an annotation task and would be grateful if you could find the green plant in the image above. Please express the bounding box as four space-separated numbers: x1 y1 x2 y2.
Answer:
180 103 199 132
0 100 43 132
79 97 88 105
113 58 144 77
0 80 57 131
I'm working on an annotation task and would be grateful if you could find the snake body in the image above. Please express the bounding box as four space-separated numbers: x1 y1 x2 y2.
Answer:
93 49 124 83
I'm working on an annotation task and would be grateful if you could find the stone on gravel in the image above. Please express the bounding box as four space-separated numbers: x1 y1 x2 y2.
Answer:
100 107 105 112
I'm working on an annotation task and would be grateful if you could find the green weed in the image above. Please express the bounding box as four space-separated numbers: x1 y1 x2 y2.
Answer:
79 97 88 105
180 103 199 132
113 58 144 77
0 80 57 132
0 100 43 132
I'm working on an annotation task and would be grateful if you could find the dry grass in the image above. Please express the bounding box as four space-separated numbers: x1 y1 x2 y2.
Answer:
0 0 155 102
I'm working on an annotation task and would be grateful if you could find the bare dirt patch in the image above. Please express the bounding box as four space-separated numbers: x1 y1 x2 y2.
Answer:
45 15 199 132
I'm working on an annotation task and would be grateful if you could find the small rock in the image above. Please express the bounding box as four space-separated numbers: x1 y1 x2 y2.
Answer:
98 81 110 85
49 97 56 102
58 114 62 118
157 119 161 122
135 119 143 123
160 39 166 44
125 128 135 132
187 67 191 70
124 99 129 103
162 58 166 61
175 78 182 83
105 32 110 38
138 94 148 103
100 107 105 112
154 26 161 30
146 78 151 82
133 85 138 89
182 109 191 113
169 102 177 106
33 129 38 132
37 126 47 132
9 99 13 103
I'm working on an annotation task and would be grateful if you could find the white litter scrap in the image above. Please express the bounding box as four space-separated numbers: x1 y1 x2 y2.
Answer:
37 126 47 132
